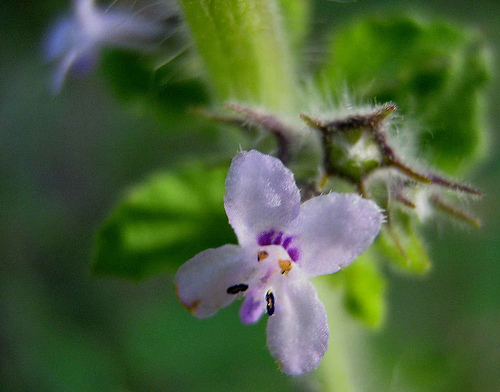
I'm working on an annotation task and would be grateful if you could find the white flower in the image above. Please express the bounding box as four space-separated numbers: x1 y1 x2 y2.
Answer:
44 0 165 92
175 150 383 375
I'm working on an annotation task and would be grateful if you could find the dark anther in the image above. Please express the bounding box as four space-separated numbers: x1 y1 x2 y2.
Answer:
227 283 249 294
266 290 275 316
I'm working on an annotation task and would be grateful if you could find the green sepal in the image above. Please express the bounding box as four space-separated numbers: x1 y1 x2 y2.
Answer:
324 128 382 180
92 164 236 280
375 210 431 275
321 15 491 173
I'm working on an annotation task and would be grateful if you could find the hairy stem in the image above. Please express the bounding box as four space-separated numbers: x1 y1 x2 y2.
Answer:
178 0 297 111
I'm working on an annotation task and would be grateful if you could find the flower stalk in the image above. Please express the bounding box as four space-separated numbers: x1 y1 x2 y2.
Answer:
178 0 298 111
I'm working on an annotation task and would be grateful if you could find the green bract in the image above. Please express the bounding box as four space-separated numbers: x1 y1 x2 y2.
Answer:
375 210 431 275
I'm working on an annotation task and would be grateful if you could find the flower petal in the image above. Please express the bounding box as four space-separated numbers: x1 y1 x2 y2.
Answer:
239 288 265 325
266 270 329 375
224 150 301 247
175 244 253 318
297 193 383 277
51 49 79 93
43 16 76 61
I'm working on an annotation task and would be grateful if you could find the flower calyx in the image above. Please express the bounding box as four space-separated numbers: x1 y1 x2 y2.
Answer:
302 103 482 228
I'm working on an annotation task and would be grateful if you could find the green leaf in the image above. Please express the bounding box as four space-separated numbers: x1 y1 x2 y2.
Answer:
100 50 211 125
375 210 431 275
178 0 298 111
92 164 236 280
321 15 491 173
339 250 387 328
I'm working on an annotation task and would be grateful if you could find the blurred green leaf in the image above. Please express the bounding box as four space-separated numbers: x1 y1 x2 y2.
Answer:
277 0 310 52
375 210 431 275
120 295 292 392
100 50 211 125
321 15 491 173
334 250 387 328
92 164 236 280
389 345 456 391
1 268 125 392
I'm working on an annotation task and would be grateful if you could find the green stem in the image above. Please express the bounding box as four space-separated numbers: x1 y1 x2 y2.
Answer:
178 0 298 111
314 278 357 392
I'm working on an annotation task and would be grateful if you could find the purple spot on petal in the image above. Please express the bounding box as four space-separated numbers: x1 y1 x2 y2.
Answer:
240 292 264 325
260 267 274 284
288 247 300 262
273 232 284 245
258 230 275 246
282 236 293 249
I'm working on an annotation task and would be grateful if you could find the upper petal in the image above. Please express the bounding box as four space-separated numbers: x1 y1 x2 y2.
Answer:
224 150 301 247
266 270 329 375
175 244 253 318
297 193 383 277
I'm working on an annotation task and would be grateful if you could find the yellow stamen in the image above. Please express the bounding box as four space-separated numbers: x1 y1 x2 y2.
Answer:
258 251 269 262
278 259 292 276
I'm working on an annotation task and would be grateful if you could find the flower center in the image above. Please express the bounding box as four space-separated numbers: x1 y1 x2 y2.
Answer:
257 230 300 262
226 237 300 318
256 244 295 285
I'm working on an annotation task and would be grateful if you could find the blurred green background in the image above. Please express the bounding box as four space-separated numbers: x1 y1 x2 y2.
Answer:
0 0 498 391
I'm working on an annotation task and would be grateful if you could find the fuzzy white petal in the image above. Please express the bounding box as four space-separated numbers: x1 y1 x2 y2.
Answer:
297 193 383 277
224 150 300 247
175 245 253 318
266 270 329 375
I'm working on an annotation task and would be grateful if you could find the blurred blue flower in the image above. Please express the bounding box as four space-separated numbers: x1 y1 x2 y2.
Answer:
44 0 165 93
175 150 383 375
